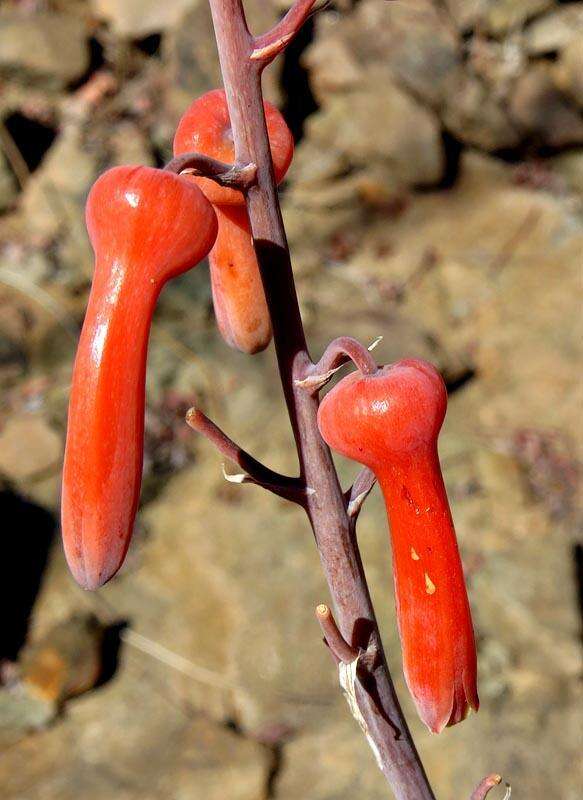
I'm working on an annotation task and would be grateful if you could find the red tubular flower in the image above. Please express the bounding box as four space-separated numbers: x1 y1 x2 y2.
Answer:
317 359 479 733
173 88 294 354
61 166 217 590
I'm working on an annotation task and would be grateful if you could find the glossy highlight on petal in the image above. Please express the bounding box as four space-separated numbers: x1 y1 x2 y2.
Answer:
61 166 217 590
317 359 479 733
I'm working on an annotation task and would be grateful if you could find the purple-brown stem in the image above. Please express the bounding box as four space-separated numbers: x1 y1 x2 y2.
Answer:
164 152 256 190
306 335 380 382
206 2 435 797
251 0 322 63
316 603 359 664
186 407 304 503
294 335 382 392
202 1 497 797
470 774 509 800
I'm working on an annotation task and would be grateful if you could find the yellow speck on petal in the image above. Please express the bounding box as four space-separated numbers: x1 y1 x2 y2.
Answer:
425 573 436 594
411 548 420 561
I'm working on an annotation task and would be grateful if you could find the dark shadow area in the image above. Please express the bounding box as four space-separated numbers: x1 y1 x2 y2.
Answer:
224 717 244 735
436 129 464 189
152 145 168 169
280 18 319 143
573 544 583 651
0 333 26 373
1 488 56 661
135 33 163 58
68 36 106 91
265 742 284 798
352 615 375 651
444 365 477 395
95 620 128 688
3 112 57 173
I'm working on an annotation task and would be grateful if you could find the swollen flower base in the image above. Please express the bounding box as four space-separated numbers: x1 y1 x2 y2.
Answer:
317 358 479 733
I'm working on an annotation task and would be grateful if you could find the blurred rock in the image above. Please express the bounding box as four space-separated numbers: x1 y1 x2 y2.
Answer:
340 150 583 403
0 615 108 749
444 0 488 32
467 36 526 97
282 30 446 277
509 65 583 147
0 413 61 483
163 4 223 112
0 685 55 749
19 614 106 707
478 0 554 37
277 720 390 799
108 121 156 167
91 0 198 37
0 657 269 799
524 4 583 55
446 0 556 35
441 72 521 151
348 0 461 107
0 151 17 212
103 453 343 731
308 1 461 109
302 35 362 97
555 35 583 109
306 82 443 186
0 11 89 87
0 333 26 386
307 0 583 154
20 123 97 262
164 0 281 118
0 260 78 420
307 0 522 153
551 149 583 196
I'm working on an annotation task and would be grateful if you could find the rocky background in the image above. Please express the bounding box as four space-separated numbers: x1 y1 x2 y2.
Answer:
0 0 582 798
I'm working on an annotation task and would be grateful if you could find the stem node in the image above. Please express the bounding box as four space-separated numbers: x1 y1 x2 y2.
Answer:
251 1 327 66
164 153 257 191
316 604 359 664
186 407 305 503
298 336 382 394
470 774 510 800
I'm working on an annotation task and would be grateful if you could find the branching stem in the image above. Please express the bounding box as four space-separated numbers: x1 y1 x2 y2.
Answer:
298 335 380 394
206 3 435 798
202 1 497 797
164 152 256 190
316 603 359 663
186 407 305 503
251 0 325 64
470 775 510 800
